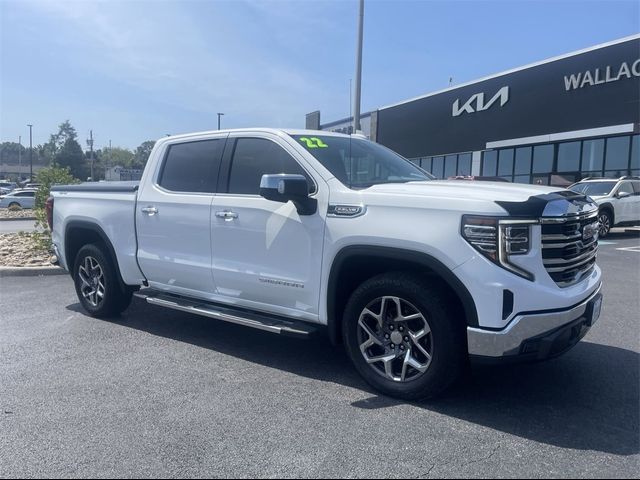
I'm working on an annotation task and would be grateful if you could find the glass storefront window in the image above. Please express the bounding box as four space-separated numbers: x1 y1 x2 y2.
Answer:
422 157 432 172
444 155 457 178
514 175 530 184
457 153 472 176
532 144 554 173
498 149 514 177
581 139 604 172
605 136 630 172
432 156 444 179
557 141 581 172
482 150 497 176
514 147 531 175
631 135 639 171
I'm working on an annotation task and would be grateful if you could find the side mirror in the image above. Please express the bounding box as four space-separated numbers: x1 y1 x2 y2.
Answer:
617 190 631 199
259 174 317 215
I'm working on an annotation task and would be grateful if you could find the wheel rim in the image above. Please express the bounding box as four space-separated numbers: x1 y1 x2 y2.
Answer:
598 213 610 236
78 256 105 307
357 296 433 383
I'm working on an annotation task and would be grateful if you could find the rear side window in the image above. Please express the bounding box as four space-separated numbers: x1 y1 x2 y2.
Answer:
617 182 634 195
16 191 35 197
158 139 224 193
227 138 311 195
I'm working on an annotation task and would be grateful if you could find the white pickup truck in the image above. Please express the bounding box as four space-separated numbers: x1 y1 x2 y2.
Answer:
48 129 603 399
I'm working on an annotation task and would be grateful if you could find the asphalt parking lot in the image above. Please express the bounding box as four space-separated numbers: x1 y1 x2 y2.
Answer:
1 231 639 478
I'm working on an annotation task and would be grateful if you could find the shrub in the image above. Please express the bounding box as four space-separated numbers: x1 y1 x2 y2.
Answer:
32 167 79 250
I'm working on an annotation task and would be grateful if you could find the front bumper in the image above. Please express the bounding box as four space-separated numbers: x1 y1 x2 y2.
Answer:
467 283 602 360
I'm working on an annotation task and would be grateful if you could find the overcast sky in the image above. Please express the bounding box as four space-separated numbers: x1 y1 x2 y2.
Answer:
1 0 638 150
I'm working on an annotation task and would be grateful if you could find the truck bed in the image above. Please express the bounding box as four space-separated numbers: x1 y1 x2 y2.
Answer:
50 182 145 285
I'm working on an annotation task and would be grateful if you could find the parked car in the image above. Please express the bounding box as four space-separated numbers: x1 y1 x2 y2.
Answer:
569 176 640 237
49 129 603 400
0 189 37 209
0 181 18 195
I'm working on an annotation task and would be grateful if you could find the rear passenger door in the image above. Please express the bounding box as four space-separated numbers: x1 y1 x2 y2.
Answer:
136 135 227 299
614 182 635 223
210 133 327 321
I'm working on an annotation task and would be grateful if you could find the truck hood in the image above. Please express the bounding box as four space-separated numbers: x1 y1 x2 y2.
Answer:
362 181 596 217
365 181 563 203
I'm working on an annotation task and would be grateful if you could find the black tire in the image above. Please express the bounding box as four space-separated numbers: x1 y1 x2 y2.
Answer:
343 272 467 400
8 202 21 209
73 243 133 318
598 209 612 238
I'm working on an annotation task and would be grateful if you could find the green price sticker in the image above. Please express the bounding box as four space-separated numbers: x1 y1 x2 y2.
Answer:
299 137 329 149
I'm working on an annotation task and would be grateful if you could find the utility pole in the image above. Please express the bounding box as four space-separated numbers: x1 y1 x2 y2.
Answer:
27 124 33 181
18 135 22 180
87 130 94 181
217 112 224 130
352 0 364 134
108 139 112 181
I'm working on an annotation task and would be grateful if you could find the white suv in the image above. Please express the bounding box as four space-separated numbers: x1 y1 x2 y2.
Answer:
569 177 640 237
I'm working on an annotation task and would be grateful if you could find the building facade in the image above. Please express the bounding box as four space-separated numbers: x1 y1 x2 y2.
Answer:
308 35 640 186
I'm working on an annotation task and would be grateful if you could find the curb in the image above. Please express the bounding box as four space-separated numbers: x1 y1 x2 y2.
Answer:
0 217 37 222
0 266 67 277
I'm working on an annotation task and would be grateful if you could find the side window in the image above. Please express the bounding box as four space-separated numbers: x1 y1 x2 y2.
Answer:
17 192 35 197
158 139 224 193
632 181 640 194
617 182 634 195
227 138 312 195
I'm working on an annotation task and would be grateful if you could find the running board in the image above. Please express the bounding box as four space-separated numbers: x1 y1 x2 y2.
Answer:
133 290 317 338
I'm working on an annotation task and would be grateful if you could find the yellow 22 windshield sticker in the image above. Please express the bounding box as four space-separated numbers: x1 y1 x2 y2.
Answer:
299 137 329 149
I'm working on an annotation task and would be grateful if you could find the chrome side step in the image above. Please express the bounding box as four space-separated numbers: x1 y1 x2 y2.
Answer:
133 290 317 338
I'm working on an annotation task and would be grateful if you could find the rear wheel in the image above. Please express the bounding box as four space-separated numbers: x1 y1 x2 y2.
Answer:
8 202 21 209
73 244 132 318
598 210 612 238
343 272 466 400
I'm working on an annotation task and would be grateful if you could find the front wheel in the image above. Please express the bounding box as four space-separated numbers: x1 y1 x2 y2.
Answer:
73 244 132 318
598 210 612 238
343 272 467 400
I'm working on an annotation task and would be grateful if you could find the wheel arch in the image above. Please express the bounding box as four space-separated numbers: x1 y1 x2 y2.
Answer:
599 203 615 225
64 220 128 292
326 245 478 345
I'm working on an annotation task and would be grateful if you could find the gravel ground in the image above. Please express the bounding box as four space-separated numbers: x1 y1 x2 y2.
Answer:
0 208 36 219
0 232 51 267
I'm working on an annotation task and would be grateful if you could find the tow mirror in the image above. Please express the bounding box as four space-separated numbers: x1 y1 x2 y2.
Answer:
259 174 317 215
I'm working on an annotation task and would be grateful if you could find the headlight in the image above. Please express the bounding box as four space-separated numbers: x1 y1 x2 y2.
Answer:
462 215 536 281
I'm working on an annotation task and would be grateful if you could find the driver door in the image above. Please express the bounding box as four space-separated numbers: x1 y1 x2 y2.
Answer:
210 133 327 321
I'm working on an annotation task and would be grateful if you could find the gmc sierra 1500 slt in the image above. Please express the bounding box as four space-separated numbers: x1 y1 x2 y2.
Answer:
48 129 603 399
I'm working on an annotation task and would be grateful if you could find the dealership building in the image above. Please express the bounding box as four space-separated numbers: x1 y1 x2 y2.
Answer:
306 34 639 186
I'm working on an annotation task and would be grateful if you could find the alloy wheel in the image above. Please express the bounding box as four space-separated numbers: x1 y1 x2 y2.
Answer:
78 256 106 307
598 213 611 237
357 296 433 382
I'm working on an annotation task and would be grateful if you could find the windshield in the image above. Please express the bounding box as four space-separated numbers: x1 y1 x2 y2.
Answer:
569 181 617 196
291 135 432 188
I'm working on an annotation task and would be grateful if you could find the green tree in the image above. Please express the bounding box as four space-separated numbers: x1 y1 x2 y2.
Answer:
48 120 78 157
55 138 87 180
133 141 155 169
0 142 27 164
104 146 135 168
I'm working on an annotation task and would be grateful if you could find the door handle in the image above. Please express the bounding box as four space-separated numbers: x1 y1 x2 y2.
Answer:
215 210 238 221
141 206 158 216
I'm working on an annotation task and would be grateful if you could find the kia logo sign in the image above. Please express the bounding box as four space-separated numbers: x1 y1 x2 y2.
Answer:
452 86 510 117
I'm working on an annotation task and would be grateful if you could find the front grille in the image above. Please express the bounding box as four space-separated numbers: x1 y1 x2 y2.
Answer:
541 211 599 287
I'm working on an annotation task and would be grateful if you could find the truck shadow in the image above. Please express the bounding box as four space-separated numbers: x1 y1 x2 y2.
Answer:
67 298 639 456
